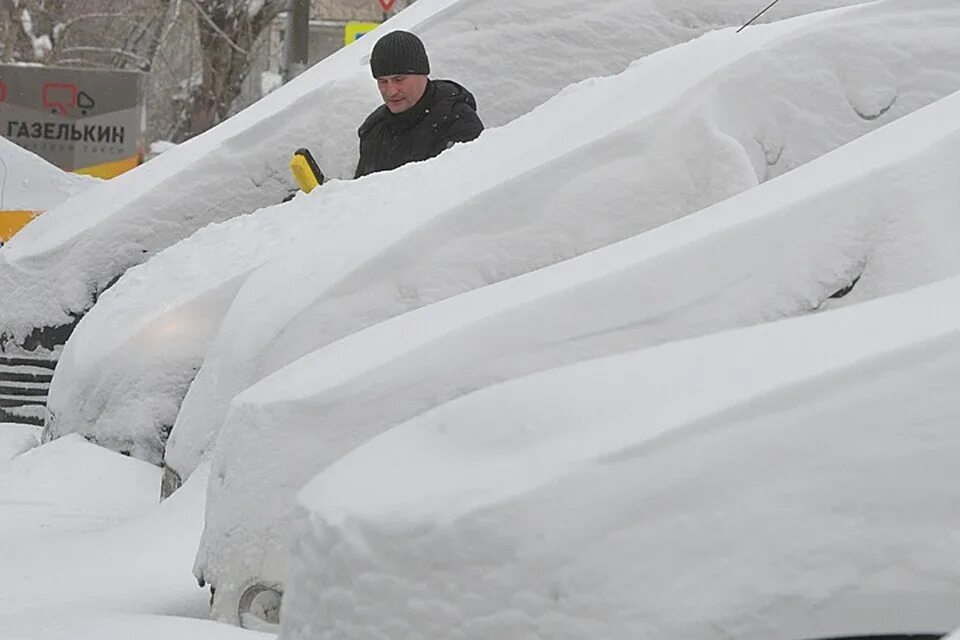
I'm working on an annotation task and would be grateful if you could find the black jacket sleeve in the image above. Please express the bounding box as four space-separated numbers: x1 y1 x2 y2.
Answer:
354 109 385 179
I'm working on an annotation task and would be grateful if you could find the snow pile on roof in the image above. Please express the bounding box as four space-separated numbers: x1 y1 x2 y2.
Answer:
0 140 95 351
0 136 95 212
163 0 960 482
281 269 960 640
0 0 866 349
191 73 960 623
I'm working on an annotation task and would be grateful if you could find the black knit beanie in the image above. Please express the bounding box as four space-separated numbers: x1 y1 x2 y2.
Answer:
370 30 430 77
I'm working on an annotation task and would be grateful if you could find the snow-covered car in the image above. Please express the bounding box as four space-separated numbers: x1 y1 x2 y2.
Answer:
39 0 875 467
193 37 960 630
0 0 866 353
0 138 97 425
280 266 960 639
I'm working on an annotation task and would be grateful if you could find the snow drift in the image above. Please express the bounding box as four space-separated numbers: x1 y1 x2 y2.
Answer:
0 136 96 213
2 1 958 637
0 0 865 351
165 0 960 484
0 435 157 543
193 44 960 634
0 457 210 621
0 613 272 640
40 0 884 468
0 423 39 463
282 271 960 640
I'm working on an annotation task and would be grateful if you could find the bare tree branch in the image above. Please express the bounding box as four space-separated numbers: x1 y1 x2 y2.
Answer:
57 45 150 64
152 0 182 58
53 57 105 66
186 0 249 56
57 12 128 36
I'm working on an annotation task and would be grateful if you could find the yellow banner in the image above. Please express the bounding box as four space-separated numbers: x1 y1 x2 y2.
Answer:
74 154 141 179
0 155 140 245
0 210 40 244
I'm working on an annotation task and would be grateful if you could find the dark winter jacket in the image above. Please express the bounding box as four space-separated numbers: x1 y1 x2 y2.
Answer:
354 79 484 178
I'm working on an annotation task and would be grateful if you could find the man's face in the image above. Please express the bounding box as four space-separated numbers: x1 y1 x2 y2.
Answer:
377 74 429 113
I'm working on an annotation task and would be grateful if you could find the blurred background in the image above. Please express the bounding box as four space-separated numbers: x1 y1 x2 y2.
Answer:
0 0 416 167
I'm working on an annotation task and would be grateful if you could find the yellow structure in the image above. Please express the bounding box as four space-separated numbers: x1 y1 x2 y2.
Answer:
74 154 142 179
0 210 39 246
345 21 380 45
0 151 141 246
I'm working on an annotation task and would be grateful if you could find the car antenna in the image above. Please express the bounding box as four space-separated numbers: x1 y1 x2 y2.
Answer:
738 0 785 32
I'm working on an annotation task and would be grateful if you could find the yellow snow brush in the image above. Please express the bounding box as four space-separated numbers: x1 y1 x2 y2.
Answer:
289 148 325 194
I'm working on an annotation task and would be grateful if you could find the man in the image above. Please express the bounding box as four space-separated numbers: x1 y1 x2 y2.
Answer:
355 30 484 178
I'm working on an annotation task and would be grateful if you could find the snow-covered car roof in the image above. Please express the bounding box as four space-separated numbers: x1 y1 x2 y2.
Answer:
0 137 96 252
0 136 95 214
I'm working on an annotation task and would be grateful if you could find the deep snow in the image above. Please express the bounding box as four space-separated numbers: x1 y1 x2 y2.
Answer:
0 423 39 463
0 435 157 542
193 77 960 623
0 0 868 350
0 444 203 616
165 0 960 482
281 270 960 640
0 136 96 213
0 614 272 640
3 0 959 637
0 432 267 637
46 0 957 474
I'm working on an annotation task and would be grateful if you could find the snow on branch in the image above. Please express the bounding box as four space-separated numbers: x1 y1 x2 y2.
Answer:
57 46 150 65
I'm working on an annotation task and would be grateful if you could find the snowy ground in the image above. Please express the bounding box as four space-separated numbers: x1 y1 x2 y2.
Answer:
0 615 271 640
0 438 262 639
0 423 39 464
